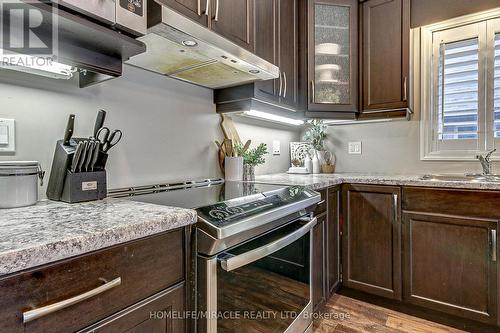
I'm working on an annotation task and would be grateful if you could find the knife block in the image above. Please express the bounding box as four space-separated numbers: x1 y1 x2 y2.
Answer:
60 170 107 203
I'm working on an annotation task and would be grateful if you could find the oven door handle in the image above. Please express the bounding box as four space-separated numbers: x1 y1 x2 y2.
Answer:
219 217 317 272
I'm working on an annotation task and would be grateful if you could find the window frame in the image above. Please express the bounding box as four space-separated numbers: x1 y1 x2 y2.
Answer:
420 9 500 161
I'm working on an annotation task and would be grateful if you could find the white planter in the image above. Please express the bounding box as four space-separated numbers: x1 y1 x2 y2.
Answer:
225 157 243 181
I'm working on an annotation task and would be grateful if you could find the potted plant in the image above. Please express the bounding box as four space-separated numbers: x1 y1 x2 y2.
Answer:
236 143 268 181
302 120 330 173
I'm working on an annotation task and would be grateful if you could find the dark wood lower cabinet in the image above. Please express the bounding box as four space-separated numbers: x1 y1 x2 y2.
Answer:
312 213 327 311
327 186 341 295
81 283 186 333
342 184 402 300
402 212 498 325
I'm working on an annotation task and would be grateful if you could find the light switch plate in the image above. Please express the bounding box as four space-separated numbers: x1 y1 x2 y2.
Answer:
0 119 15 153
348 141 362 155
273 140 281 155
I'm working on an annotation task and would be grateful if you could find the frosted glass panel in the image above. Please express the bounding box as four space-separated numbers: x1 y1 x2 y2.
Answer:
314 4 350 104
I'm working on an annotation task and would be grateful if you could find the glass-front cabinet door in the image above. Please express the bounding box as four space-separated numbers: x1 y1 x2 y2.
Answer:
307 0 358 114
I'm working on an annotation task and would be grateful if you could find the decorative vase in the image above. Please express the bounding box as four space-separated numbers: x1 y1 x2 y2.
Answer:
225 157 243 181
243 164 256 181
312 150 320 174
316 150 328 166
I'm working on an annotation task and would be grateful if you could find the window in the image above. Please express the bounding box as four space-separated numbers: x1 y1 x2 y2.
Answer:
420 10 500 160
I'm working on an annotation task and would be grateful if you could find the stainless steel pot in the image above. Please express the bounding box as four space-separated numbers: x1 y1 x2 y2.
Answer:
0 161 45 209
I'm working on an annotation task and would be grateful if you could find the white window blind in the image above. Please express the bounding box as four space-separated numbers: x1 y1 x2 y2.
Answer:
437 38 479 140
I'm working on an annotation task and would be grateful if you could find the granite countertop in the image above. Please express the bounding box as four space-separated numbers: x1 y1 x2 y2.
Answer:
254 173 500 191
0 198 197 277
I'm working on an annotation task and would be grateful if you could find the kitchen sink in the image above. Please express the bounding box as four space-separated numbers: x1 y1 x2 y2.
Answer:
420 174 500 183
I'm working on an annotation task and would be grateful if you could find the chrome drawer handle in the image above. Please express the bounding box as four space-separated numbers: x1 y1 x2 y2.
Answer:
23 277 121 323
492 230 497 262
219 217 317 272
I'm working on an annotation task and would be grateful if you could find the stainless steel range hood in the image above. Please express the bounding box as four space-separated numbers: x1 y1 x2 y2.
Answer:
126 1 279 89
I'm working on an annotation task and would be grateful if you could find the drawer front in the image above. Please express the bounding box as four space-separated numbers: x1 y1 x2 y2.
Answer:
403 187 500 218
80 282 186 333
0 230 184 333
314 189 327 216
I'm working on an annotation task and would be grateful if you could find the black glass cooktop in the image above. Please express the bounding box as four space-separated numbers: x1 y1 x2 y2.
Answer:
126 182 316 226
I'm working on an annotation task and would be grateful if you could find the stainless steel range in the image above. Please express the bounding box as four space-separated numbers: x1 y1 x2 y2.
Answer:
113 179 320 333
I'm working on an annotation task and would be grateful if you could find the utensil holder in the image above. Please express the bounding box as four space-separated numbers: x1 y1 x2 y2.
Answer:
225 157 243 181
60 170 107 203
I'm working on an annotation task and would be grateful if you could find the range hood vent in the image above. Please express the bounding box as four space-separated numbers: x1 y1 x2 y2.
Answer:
126 1 279 89
1 1 146 87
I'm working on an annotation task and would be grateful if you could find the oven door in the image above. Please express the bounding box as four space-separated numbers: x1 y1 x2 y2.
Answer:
197 216 317 333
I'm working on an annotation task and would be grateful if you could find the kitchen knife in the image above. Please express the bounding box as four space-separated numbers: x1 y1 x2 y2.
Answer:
63 114 75 146
77 141 88 172
70 142 84 173
90 141 100 171
85 141 96 172
93 110 107 138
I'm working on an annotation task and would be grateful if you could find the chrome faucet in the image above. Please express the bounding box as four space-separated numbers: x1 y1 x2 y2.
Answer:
476 149 496 175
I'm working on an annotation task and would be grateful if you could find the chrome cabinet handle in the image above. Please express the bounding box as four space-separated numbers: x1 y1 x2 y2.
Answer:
214 0 220 21
279 72 283 97
197 0 201 15
205 0 210 16
492 230 497 262
310 80 315 103
283 71 287 98
403 76 408 101
219 217 317 272
23 277 121 323
393 194 398 224
317 199 326 206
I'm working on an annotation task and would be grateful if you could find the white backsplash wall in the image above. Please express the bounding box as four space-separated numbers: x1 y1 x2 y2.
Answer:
325 119 500 175
0 65 298 196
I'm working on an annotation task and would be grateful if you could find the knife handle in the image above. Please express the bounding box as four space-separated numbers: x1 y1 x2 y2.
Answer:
93 110 107 138
63 114 75 146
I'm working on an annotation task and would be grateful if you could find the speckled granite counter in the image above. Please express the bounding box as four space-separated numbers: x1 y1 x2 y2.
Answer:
254 173 500 191
0 199 196 277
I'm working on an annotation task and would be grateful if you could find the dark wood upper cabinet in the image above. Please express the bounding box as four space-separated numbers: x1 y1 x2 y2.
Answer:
210 0 254 52
156 0 209 26
402 212 498 325
360 0 410 112
306 0 359 116
342 184 402 300
327 186 341 295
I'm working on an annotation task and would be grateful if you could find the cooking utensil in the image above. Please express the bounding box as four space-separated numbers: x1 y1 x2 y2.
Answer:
85 141 96 172
77 141 89 172
242 140 251 154
63 114 75 146
93 110 107 138
220 115 241 145
224 139 233 157
71 142 84 173
96 127 123 153
90 141 100 171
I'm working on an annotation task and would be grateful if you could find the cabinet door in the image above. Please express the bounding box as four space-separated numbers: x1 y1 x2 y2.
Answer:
361 0 409 111
307 0 358 113
278 0 300 109
253 0 279 102
211 0 254 51
82 284 186 332
342 184 402 300
159 0 209 26
327 187 341 295
312 213 327 311
403 212 498 325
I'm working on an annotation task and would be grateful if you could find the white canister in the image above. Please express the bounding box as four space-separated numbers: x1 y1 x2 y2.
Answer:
225 157 244 181
0 161 45 209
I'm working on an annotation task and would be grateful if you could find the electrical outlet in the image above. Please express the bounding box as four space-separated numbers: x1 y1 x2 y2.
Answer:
348 141 362 155
0 119 15 153
273 140 281 155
